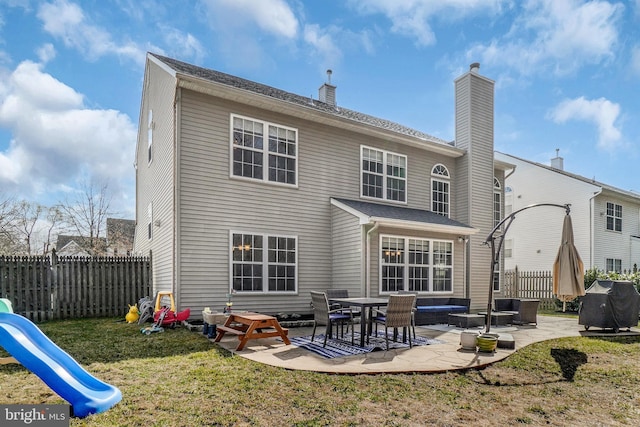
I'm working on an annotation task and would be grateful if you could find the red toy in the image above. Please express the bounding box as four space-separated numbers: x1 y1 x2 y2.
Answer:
152 291 190 328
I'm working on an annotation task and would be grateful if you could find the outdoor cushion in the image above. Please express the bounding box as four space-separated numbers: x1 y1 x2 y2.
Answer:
417 305 467 312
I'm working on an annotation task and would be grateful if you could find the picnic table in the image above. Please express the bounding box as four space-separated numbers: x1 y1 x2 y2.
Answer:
214 312 290 351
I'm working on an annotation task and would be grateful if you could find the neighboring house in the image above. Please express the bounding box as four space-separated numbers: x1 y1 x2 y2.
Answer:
495 151 640 273
55 235 93 257
133 54 509 316
106 218 136 256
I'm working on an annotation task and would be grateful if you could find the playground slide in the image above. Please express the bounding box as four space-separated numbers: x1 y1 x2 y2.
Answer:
0 312 122 418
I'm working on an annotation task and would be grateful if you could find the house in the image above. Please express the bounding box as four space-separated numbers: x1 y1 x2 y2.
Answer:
106 218 136 256
133 54 508 316
55 235 93 257
495 151 640 274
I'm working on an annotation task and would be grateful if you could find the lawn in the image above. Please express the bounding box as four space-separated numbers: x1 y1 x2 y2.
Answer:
1 317 639 426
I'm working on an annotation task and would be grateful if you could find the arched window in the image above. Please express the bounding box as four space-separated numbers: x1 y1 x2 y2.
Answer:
431 164 450 217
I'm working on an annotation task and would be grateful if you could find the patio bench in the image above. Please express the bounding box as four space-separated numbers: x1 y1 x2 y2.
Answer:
414 297 471 325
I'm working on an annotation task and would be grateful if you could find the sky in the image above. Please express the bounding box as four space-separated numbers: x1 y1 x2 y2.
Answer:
1 0 639 221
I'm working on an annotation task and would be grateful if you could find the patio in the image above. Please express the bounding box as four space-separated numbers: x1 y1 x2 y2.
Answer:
212 315 639 374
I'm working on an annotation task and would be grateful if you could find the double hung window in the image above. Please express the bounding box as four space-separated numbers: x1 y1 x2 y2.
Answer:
231 232 297 293
380 236 452 293
231 115 297 186
361 146 406 202
605 202 622 232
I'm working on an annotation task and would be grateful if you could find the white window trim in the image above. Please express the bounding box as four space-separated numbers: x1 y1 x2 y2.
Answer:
229 114 299 188
431 164 450 217
147 110 153 165
379 234 454 295
360 145 408 204
229 230 298 294
147 203 153 241
605 201 622 233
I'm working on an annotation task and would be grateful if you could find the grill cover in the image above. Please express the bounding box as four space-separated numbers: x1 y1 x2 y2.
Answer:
578 280 640 331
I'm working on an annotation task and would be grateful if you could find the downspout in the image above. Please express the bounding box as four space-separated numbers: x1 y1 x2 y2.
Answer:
589 188 602 269
365 222 379 298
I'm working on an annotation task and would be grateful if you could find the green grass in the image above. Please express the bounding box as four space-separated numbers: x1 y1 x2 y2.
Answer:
1 318 640 426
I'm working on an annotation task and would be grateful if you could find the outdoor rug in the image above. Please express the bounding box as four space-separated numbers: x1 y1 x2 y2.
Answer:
286 332 445 359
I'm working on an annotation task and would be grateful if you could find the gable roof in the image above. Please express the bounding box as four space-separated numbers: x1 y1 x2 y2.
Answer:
331 198 478 235
497 151 640 202
148 53 457 150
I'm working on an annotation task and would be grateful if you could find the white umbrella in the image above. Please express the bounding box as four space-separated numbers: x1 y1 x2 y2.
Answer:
553 214 585 311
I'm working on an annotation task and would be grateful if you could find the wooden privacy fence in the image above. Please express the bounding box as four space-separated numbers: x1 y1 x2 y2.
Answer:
0 254 152 322
503 268 557 310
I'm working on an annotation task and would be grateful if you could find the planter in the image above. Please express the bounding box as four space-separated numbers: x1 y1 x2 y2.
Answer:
477 334 498 353
460 330 479 350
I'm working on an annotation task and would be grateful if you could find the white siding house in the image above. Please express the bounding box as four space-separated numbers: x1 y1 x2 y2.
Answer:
133 54 507 316
495 151 640 274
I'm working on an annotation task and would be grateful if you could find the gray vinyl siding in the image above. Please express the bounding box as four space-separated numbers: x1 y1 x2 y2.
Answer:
330 205 364 296
455 72 495 311
133 60 176 297
175 88 464 315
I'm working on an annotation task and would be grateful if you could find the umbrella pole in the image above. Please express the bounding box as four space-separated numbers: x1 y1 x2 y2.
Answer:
484 203 571 333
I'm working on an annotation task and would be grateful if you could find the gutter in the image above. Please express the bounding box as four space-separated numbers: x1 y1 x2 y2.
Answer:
365 222 379 298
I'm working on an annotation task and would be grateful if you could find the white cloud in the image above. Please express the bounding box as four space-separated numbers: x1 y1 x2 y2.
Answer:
206 0 299 39
160 26 206 63
0 59 136 204
549 96 623 150
467 0 623 76
348 0 510 47
37 0 149 66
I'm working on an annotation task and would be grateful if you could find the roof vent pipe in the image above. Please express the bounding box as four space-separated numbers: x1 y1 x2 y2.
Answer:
470 62 480 73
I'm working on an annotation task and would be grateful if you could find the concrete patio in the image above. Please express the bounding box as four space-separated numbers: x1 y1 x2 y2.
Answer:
212 315 639 374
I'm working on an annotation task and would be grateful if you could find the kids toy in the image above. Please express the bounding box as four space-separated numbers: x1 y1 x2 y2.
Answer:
151 291 190 328
125 304 139 323
0 298 121 417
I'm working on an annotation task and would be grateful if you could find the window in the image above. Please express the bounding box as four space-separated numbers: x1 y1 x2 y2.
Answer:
381 236 453 293
504 186 513 217
231 115 297 186
231 232 297 293
504 239 513 258
147 110 153 164
361 146 406 202
493 177 502 227
431 164 450 217
606 258 622 274
605 202 622 232
147 203 152 240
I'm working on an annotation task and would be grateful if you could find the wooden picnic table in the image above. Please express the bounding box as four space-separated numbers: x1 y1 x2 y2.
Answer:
214 312 290 351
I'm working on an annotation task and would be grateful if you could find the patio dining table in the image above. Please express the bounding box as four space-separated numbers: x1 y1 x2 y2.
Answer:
329 297 388 347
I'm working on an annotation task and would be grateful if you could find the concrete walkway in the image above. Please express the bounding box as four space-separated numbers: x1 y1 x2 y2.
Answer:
212 315 638 374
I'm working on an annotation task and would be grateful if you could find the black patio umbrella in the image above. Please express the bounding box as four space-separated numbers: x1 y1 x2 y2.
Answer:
553 214 585 311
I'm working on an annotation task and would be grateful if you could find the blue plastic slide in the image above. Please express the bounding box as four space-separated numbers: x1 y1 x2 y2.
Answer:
0 311 122 418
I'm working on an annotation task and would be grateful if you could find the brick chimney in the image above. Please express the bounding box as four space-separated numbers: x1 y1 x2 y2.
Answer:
318 69 336 106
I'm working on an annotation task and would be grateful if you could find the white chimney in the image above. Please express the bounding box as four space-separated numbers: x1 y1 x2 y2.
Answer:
318 69 336 107
551 148 564 170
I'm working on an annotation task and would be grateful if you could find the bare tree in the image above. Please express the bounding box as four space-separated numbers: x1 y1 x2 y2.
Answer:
11 200 45 255
58 180 113 256
0 194 20 255
42 206 64 255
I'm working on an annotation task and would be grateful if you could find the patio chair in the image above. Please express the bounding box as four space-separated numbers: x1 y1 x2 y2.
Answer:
310 291 354 347
325 289 361 318
371 294 416 350
396 290 418 339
